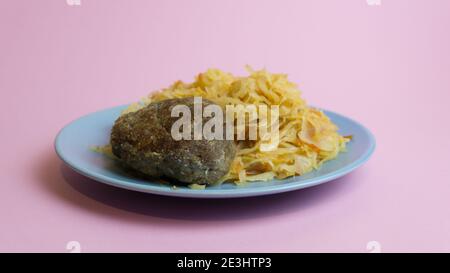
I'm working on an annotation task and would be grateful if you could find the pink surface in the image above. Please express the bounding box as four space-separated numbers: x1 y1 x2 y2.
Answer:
1 0 450 253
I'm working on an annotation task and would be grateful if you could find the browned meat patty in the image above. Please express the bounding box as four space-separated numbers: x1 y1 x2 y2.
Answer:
110 97 236 184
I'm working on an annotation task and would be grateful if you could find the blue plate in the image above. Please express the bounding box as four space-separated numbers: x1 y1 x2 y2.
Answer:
55 105 375 198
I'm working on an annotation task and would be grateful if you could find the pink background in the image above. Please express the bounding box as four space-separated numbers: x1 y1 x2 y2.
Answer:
1 0 449 252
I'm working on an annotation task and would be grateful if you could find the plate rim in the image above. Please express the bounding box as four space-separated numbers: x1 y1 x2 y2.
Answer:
55 105 376 198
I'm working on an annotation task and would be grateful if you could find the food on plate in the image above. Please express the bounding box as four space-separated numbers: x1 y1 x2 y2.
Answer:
97 67 350 186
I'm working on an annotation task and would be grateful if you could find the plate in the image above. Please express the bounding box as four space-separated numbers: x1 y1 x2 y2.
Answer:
55 105 375 198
